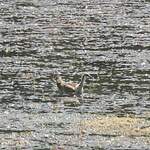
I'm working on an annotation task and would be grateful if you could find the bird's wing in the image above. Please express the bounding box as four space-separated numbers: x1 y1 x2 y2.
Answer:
67 82 79 88
63 83 78 92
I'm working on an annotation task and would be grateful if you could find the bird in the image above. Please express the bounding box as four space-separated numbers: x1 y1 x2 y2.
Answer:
51 73 92 96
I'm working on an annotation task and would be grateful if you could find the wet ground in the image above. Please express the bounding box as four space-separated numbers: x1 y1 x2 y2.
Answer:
0 0 150 149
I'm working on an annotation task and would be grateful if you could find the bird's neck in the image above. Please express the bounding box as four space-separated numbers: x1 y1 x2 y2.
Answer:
79 75 86 88
56 76 64 85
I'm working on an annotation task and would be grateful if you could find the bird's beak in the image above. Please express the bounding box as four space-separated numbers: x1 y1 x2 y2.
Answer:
87 74 93 78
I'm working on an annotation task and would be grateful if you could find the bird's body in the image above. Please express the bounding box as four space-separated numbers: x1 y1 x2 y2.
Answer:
52 74 91 96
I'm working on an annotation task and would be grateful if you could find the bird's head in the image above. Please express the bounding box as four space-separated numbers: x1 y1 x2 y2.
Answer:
83 73 92 79
50 71 63 83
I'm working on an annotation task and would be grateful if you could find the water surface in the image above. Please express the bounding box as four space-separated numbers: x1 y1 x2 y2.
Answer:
0 0 150 149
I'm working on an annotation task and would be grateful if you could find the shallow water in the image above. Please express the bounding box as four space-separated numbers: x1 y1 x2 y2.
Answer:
0 0 150 149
